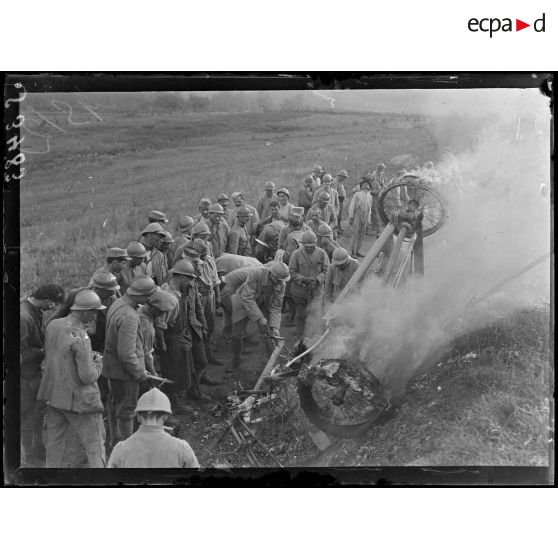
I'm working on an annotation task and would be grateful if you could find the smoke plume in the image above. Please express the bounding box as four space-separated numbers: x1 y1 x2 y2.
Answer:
314 99 551 397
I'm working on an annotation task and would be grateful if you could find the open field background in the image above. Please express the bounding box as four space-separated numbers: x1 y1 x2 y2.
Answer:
18 93 552 468
20 98 443 291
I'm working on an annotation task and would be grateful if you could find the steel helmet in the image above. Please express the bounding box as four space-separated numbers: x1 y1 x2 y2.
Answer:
317 224 333 237
337 170 349 177
31 283 65 303
91 270 120 291
178 215 195 229
217 193 229 202
127 276 157 296
148 210 168 223
192 238 208 256
378 163 386 169
70 289 106 311
312 165 323 173
147 289 179 312
106 247 130 260
192 221 211 236
127 241 149 258
209 203 225 214
198 197 211 208
332 247 350 266
161 230 174 244
236 206 251 217
183 241 202 260
264 181 275 191
171 259 197 277
135 388 172 414
269 261 290 281
304 175 314 184
321 173 333 182
300 230 317 244
231 191 244 201
276 187 290 198
318 191 331 202
141 222 166 236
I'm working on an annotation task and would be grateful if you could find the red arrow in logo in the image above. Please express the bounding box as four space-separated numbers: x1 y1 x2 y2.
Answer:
516 19 530 31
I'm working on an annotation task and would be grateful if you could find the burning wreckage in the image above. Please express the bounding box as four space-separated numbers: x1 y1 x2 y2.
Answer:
204 174 548 465
200 176 451 464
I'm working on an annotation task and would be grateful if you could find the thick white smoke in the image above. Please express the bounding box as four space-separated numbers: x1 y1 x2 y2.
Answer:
313 104 551 397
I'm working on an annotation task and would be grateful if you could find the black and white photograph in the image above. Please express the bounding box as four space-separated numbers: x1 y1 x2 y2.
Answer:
3 73 553 485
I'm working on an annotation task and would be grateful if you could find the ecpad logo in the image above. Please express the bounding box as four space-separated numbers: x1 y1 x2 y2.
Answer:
468 13 546 37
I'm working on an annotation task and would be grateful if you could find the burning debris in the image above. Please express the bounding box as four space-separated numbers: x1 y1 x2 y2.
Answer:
298 358 390 439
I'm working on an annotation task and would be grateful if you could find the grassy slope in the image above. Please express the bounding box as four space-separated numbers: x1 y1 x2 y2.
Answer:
319 306 552 467
21 109 434 292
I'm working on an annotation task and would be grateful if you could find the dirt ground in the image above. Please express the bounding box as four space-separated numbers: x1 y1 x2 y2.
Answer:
174 223 383 467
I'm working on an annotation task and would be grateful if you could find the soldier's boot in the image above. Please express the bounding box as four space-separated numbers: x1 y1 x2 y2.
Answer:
227 337 243 373
107 415 120 449
171 392 195 414
199 366 220 386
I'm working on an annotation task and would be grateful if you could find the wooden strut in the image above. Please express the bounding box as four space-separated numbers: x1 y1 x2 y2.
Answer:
200 339 286 464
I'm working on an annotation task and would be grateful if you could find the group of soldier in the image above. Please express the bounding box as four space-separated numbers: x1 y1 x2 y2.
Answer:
19 161 413 469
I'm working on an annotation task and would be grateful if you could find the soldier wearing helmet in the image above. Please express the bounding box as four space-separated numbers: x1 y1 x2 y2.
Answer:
188 235 223 367
277 207 309 264
324 248 359 304
207 203 230 259
194 197 212 226
38 290 107 467
256 181 277 222
227 206 252 256
217 193 235 226
20 282 65 466
312 173 339 217
316 223 339 261
168 215 195 266
229 192 260 239
276 187 295 220
107 388 199 468
101 276 157 448
332 170 349 231
298 175 315 216
229 262 290 372
126 241 149 281
288 230 329 339
88 247 131 292
159 260 214 407
139 223 169 286
306 207 327 237
306 190 338 232
148 210 169 225
311 165 323 190
369 162 388 189
219 262 264 336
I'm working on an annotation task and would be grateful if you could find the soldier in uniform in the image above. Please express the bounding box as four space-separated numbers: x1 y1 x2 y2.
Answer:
288 231 329 339
324 248 359 305
227 206 252 256
229 262 290 372
256 181 277 222
207 203 230 259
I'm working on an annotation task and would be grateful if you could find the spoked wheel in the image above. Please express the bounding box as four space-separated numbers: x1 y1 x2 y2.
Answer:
379 175 447 237
297 359 389 439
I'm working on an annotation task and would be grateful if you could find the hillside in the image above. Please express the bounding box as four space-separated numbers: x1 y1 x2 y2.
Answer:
20 107 437 292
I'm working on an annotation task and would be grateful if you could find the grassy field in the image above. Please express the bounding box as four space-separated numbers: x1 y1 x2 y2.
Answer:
20 107 436 291
19 102 552 469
